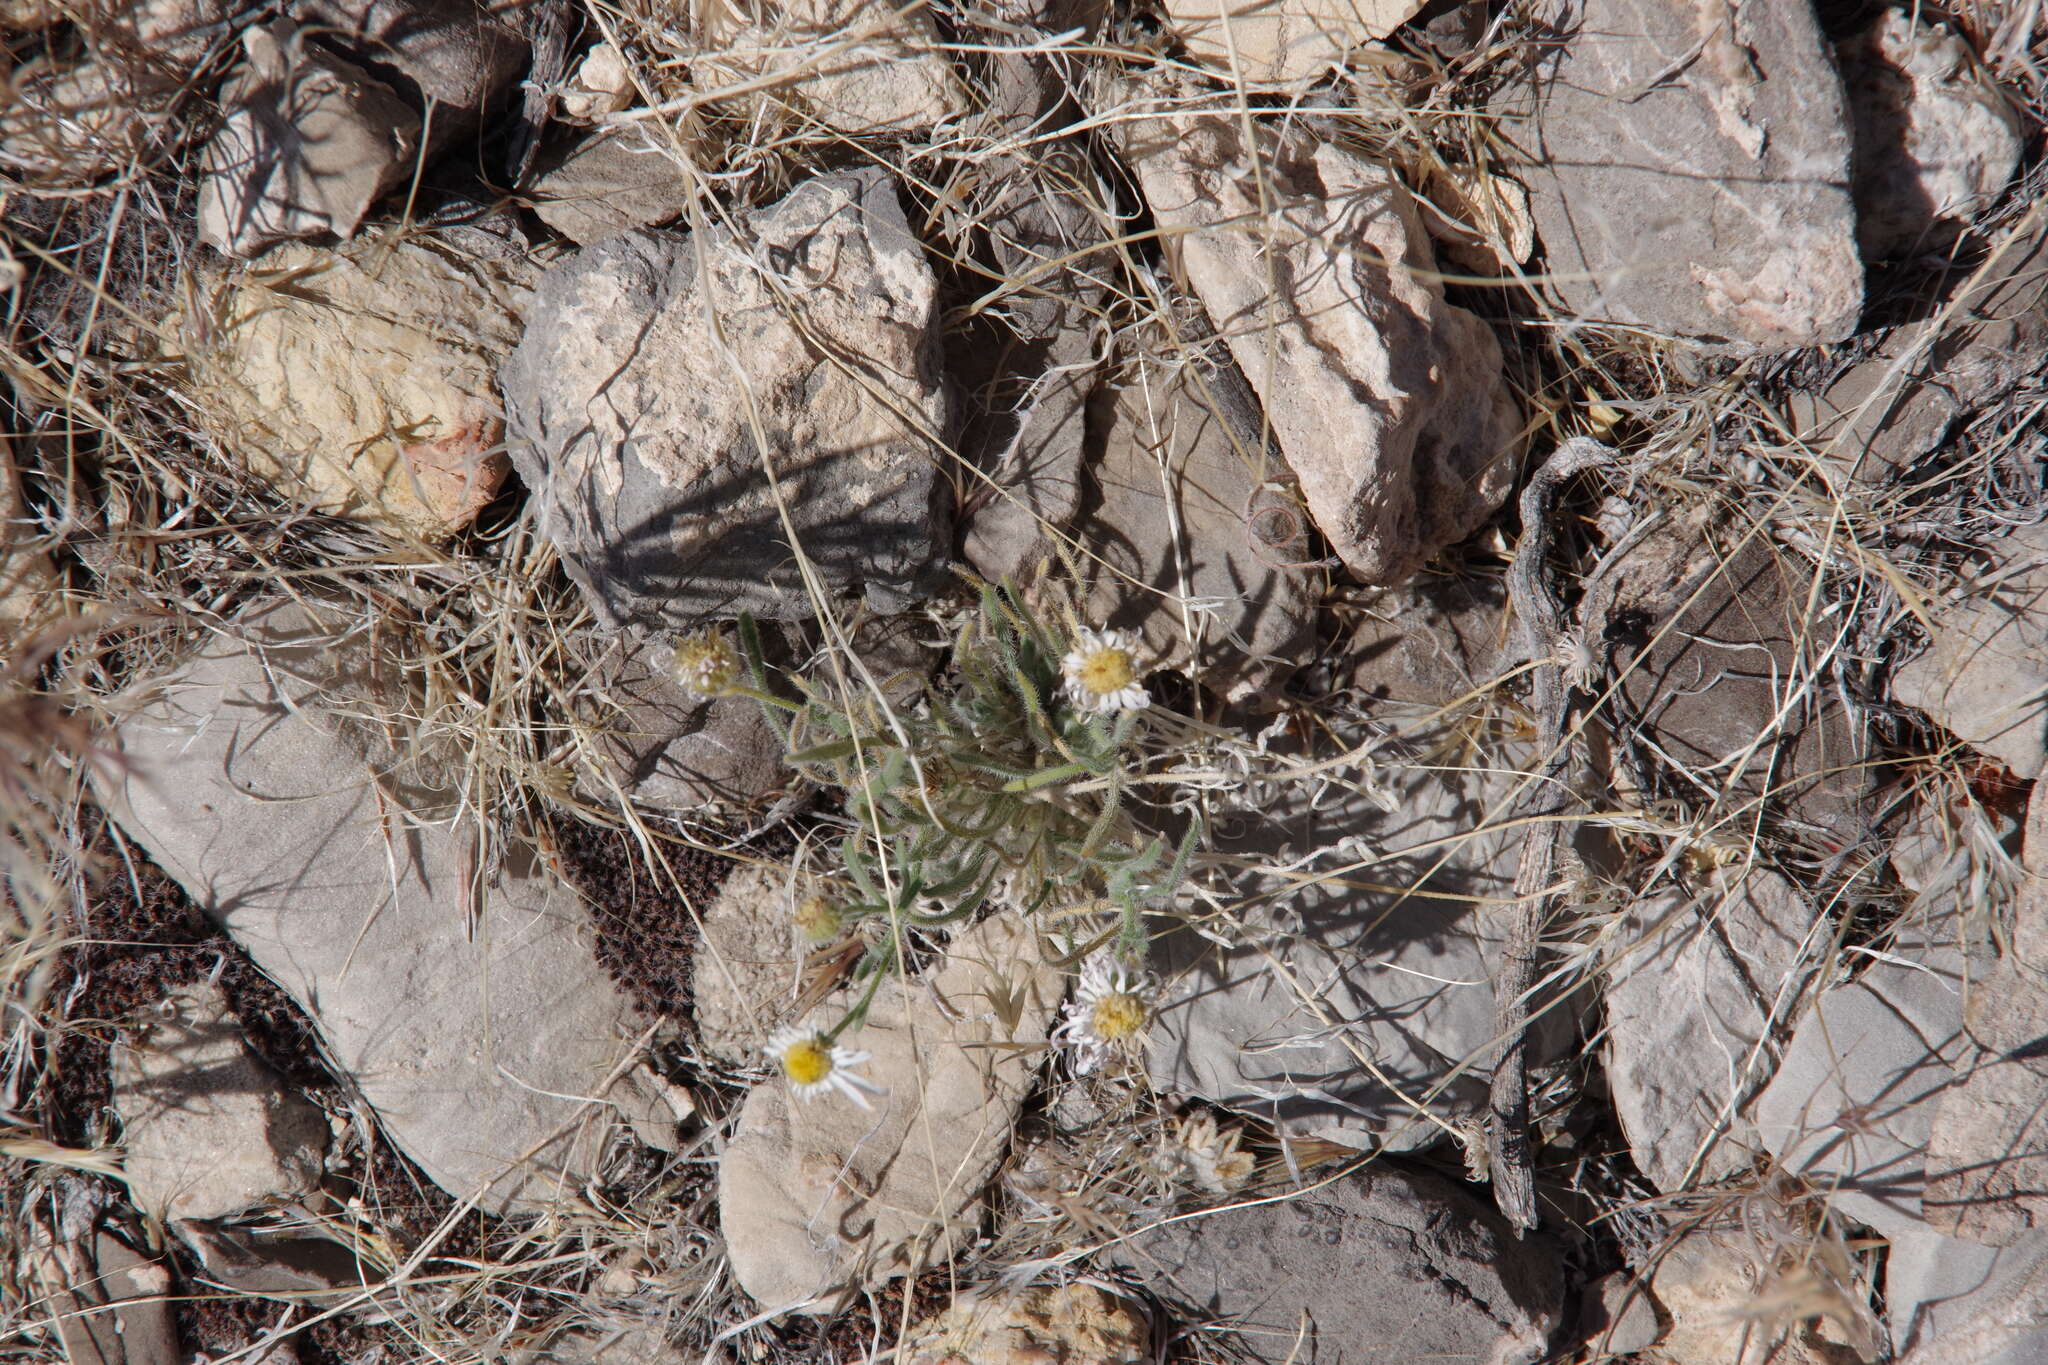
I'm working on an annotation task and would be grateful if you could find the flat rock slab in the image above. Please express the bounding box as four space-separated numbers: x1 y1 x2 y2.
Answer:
1894 520 2048 778
1162 0 1425 85
1122 101 1517 584
1602 871 1818 1193
1600 514 1871 847
113 982 328 1222
1080 363 1316 698
1885 1226 2048 1362
1505 0 1861 348
1149 746 1547 1151
502 169 951 627
1107 1164 1561 1365
718 915 1058 1311
97 601 671 1214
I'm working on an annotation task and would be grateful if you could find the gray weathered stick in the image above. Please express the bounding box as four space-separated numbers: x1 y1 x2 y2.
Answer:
1488 435 1612 1233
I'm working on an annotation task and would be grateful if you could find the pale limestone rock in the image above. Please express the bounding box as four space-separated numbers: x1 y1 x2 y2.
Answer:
198 23 420 257
686 0 967 136
1603 871 1818 1194
1885 1227 2048 1363
1504 0 1862 348
30 1232 178 1365
96 600 675 1214
559 42 635 122
1122 103 1517 584
1894 521 2048 778
900 1284 1150 1365
1646 1225 1868 1365
113 983 328 1222
717 915 1058 1310
1838 8 2021 261
186 236 525 540
690 863 802 1066
1163 0 1426 84
502 169 951 628
1078 363 1316 698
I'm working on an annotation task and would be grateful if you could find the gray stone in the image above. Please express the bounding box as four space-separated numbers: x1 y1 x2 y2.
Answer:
1599 514 1871 847
1752 943 1968 1239
1885 1227 2048 1362
112 983 328 1222
30 1232 178 1365
1837 9 2021 262
291 0 528 150
174 1221 376 1304
1343 573 1506 707
1106 1164 1561 1365
1148 746 1543 1152
1122 101 1517 585
1785 207 2047 486
1076 364 1317 698
718 915 1058 1311
198 23 420 257
1603 871 1818 1193
96 600 674 1214
1162 0 1426 85
1504 0 1862 348
1895 521 2048 778
501 170 951 628
683 0 967 136
532 131 693 246
579 634 783 812
1582 1272 1662 1358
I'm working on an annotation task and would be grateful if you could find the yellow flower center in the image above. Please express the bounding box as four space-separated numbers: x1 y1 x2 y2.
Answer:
1077 647 1135 697
781 1038 834 1086
673 633 739 695
1091 991 1146 1041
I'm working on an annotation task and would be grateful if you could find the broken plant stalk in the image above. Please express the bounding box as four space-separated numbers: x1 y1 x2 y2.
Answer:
1488 435 1613 1233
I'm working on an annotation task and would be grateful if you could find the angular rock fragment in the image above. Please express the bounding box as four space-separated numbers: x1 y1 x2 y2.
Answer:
1504 0 1862 348
113 983 329 1223
175 1221 376 1303
1894 521 2048 778
1343 571 1505 707
1885 1226 2048 1363
1148 746 1544 1151
558 42 635 122
1926 772 2048 1244
30 1231 178 1365
1785 206 2046 486
292 0 529 150
1122 104 1517 583
1162 0 1426 85
578 634 783 812
1077 363 1317 697
717 915 1058 1310
198 23 420 257
1752 936 1968 1238
186 236 525 539
96 600 674 1213
531 130 693 245
502 169 951 627
1596 514 1870 847
900 1284 1150 1365
1646 1221 1876 1365
1602 871 1818 1194
1106 1163 1562 1365
685 0 967 136
1837 8 2021 261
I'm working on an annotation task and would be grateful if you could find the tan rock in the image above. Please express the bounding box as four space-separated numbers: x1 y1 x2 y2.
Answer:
559 42 636 122
1647 1226 1870 1365
1122 101 1517 584
113 983 328 1222
30 1232 178 1365
717 914 1059 1310
0 61 174 187
687 0 967 136
690 863 802 1066
900 1284 1150 1365
186 235 526 540
198 23 420 257
1163 0 1426 85
1838 8 2022 261
532 130 693 245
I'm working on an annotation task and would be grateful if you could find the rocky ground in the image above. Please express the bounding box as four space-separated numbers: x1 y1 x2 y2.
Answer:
1 1 2045 1363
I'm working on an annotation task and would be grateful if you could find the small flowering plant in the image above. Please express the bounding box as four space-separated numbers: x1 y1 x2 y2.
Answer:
1052 951 1158 1074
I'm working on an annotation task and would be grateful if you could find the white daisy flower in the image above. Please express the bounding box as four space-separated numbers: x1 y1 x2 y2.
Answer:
672 630 741 697
1051 952 1155 1074
1060 626 1149 715
765 1025 884 1109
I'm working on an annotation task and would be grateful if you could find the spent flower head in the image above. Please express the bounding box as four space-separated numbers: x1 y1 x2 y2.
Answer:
1061 626 1148 715
1052 951 1156 1074
766 1025 883 1109
793 892 844 944
672 630 741 696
